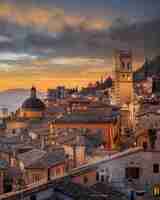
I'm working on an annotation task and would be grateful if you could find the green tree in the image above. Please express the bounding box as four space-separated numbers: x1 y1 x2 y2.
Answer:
3 174 13 193
16 177 26 190
148 129 157 149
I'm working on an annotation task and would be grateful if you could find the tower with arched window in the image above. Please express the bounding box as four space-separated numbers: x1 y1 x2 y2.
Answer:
114 50 134 128
114 50 133 106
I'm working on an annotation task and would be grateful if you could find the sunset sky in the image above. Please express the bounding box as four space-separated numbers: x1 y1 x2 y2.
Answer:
0 0 160 91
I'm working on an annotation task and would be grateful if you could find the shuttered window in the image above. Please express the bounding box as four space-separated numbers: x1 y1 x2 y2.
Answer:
125 167 140 179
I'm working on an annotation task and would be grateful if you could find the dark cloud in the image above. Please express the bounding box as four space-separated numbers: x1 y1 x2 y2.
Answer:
108 18 160 57
2 0 160 20
0 0 159 89
0 16 159 62
10 18 160 59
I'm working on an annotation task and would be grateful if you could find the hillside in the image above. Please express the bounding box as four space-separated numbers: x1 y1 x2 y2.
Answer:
134 56 160 81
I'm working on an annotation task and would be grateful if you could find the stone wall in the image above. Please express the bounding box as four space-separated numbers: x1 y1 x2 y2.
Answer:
97 150 160 190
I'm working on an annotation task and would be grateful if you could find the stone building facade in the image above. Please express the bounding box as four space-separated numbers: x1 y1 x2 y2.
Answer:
97 147 160 192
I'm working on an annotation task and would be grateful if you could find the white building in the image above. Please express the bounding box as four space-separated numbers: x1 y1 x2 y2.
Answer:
96 147 160 192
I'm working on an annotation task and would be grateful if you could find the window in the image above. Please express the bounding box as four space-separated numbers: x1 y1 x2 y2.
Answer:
153 164 159 173
55 167 61 176
127 63 131 70
101 175 105 182
121 61 125 69
142 141 148 150
33 174 41 183
125 167 140 179
96 172 99 181
83 176 88 184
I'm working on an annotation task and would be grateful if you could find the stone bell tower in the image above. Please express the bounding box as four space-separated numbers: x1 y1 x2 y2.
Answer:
114 50 134 127
114 50 133 106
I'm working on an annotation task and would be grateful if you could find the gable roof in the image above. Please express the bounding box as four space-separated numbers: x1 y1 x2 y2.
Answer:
26 149 66 169
18 149 46 167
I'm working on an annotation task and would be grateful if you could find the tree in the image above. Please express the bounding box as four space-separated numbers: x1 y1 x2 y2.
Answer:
104 76 113 88
148 129 157 149
16 177 26 190
3 174 13 193
95 81 101 90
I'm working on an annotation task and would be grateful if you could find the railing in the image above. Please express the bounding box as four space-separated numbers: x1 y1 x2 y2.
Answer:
0 175 65 200
0 162 97 200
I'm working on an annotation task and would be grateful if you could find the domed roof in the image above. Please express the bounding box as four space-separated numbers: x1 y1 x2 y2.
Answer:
22 87 45 111
22 98 45 111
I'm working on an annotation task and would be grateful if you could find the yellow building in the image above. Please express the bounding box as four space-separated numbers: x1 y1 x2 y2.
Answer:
51 110 121 151
20 87 45 119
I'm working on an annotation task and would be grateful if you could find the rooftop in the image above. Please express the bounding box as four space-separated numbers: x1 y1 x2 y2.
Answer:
137 104 160 117
54 181 105 200
22 87 45 111
55 111 119 124
67 97 91 104
0 135 35 154
18 149 46 168
27 148 66 169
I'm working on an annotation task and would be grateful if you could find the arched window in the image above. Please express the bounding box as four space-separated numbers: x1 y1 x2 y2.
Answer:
101 175 105 182
127 62 131 70
121 61 125 69
96 172 99 181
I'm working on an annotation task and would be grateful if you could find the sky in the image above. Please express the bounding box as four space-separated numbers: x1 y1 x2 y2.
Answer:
0 0 160 91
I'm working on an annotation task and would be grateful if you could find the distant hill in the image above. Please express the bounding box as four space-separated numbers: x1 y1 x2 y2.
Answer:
0 88 44 112
134 55 160 81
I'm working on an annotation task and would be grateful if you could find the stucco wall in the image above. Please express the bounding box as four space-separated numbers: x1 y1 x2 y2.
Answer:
98 151 160 188
21 110 43 118
72 170 97 187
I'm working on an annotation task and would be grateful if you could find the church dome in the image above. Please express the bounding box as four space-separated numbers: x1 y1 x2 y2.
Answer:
22 87 45 111
22 98 45 111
